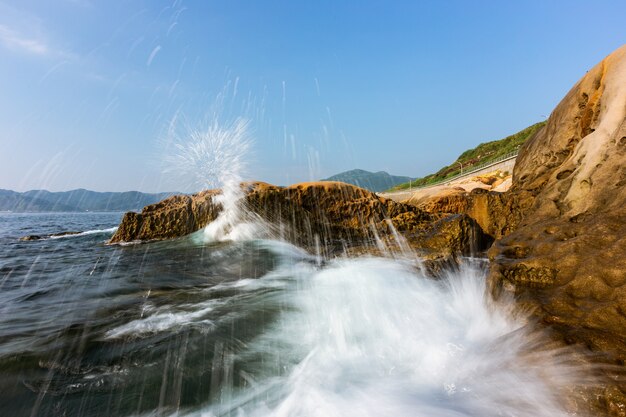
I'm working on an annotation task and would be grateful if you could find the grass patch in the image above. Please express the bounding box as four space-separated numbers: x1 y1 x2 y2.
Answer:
388 121 546 191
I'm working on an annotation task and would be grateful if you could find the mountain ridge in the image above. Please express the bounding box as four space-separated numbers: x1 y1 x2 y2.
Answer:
322 169 413 192
0 189 177 212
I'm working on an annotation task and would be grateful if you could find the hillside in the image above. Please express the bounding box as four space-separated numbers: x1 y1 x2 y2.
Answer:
322 169 413 192
0 189 177 212
389 121 546 191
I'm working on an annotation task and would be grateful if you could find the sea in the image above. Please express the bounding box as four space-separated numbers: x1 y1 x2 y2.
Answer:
0 212 588 417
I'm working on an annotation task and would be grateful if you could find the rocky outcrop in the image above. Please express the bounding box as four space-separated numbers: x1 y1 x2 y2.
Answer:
111 190 221 243
482 46 626 414
110 181 490 257
397 46 626 414
410 188 523 240
488 45 626 352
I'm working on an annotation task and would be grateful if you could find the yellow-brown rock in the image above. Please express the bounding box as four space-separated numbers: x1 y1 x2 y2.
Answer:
489 45 626 336
481 45 626 414
411 188 528 240
110 190 221 243
111 181 491 257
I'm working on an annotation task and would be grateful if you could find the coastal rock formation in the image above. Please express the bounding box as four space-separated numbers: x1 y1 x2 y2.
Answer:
412 46 626 314
483 46 626 414
489 45 626 348
409 188 522 240
110 181 490 256
108 44 626 415
111 190 221 242
394 46 626 414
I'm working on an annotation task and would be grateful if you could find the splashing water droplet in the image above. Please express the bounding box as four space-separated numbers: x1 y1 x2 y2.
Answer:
164 117 263 242
164 117 251 192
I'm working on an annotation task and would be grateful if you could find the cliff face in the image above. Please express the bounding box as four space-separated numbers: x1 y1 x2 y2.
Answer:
483 46 626 415
488 45 626 351
398 45 626 414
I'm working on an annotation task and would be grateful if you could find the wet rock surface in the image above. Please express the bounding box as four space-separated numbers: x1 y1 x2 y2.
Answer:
404 45 626 415
19 231 82 241
110 181 491 258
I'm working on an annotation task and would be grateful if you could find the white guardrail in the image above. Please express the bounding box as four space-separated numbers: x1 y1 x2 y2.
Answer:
388 151 519 193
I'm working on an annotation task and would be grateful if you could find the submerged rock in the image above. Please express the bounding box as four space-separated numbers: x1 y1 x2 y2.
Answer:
20 235 43 241
19 231 82 241
110 181 491 257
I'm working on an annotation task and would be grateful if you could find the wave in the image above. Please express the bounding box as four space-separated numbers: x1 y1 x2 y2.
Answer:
104 300 219 339
72 237 592 417
48 227 118 239
185 255 589 417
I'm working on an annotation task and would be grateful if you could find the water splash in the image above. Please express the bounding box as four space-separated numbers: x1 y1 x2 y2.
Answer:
164 117 263 242
184 255 591 417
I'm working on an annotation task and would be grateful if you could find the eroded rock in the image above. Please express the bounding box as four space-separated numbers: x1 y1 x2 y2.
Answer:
395 45 626 415
111 190 221 243
488 45 626 340
110 181 491 258
483 45 626 414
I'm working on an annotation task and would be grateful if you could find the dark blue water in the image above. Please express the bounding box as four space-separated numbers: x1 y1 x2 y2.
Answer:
0 212 294 417
0 213 586 417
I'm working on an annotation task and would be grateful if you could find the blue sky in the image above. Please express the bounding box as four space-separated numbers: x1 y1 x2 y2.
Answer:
0 0 625 192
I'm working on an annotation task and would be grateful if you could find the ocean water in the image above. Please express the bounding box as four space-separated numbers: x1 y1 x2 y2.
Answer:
0 212 588 417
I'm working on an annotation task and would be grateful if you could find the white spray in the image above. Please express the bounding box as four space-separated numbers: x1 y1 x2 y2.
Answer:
181 255 592 417
164 117 262 242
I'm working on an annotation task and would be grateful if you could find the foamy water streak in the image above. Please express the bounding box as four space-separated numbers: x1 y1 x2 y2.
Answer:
104 299 219 339
48 227 118 239
180 252 586 417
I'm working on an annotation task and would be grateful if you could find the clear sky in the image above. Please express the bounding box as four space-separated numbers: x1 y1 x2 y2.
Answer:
0 0 625 193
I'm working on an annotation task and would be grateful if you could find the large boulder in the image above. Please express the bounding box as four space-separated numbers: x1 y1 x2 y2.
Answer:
110 181 491 257
111 190 221 243
488 45 626 347
484 45 626 413
410 187 523 240
399 46 626 414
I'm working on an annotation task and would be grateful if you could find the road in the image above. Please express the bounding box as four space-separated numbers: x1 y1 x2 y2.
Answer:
378 155 517 202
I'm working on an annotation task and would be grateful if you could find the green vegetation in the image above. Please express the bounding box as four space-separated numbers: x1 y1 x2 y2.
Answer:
388 121 546 191
323 169 413 192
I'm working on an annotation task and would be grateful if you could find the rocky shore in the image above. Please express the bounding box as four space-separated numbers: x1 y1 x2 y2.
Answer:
110 181 492 261
405 44 626 415
111 45 626 415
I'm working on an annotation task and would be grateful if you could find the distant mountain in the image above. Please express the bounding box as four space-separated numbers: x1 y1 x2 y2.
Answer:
0 189 177 212
322 169 414 192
